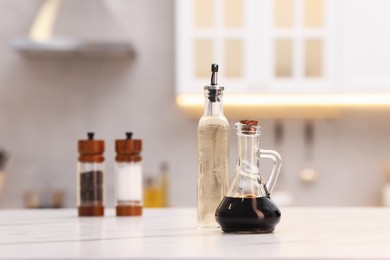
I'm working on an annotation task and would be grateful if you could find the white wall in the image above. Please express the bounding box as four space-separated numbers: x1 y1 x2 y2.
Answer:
0 0 388 208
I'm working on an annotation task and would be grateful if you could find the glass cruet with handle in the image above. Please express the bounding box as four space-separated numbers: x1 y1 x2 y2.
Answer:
215 120 282 233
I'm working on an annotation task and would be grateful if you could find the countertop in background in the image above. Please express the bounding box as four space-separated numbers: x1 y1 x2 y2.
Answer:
0 207 389 259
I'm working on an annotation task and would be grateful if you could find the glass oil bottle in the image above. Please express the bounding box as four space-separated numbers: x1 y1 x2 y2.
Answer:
198 64 230 228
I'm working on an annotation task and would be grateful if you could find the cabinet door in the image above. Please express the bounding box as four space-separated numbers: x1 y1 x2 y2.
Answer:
176 0 250 95
341 0 390 93
175 0 336 96
269 0 336 94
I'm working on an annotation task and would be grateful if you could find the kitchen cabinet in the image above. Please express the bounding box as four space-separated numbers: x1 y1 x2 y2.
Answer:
340 0 390 93
175 0 335 95
0 208 390 259
175 0 390 118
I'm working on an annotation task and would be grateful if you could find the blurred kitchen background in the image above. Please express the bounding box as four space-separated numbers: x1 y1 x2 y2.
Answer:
1 0 390 208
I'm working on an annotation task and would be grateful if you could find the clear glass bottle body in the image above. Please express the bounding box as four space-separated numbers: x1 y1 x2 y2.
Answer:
77 162 105 208
115 161 143 209
227 126 264 198
197 88 230 228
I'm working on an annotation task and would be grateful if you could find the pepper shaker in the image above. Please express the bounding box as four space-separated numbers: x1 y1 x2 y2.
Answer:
77 132 105 216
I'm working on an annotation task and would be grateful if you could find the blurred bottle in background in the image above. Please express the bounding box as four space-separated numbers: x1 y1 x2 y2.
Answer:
159 161 170 207
24 188 64 208
382 162 390 206
0 149 8 193
143 176 163 207
143 161 170 208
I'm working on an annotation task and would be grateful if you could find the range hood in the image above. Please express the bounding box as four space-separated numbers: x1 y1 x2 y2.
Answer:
11 0 135 58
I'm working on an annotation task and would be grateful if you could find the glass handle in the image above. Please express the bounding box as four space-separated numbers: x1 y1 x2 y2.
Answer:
258 149 282 195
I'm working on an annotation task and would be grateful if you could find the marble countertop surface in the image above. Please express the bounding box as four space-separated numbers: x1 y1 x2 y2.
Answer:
0 207 389 259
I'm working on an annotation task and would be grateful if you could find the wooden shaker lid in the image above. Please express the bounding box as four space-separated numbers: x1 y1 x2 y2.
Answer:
115 132 142 162
78 132 105 163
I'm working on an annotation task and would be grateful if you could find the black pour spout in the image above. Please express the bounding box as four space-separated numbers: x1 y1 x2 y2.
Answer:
207 64 221 102
210 63 218 86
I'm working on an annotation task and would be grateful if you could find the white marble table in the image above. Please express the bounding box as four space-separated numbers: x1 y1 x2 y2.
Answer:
0 207 389 259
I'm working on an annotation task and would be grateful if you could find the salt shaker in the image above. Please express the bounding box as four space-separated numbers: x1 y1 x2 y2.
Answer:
77 132 105 216
115 132 143 216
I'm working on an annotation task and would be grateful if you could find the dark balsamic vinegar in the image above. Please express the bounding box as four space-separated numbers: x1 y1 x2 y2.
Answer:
215 196 281 233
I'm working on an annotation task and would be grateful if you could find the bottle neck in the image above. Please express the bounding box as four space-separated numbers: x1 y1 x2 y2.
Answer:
204 99 223 116
237 133 260 174
203 88 224 116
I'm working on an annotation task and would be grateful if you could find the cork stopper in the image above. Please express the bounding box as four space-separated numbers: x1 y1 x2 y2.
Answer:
78 132 105 163
239 120 260 135
240 120 258 126
115 132 142 162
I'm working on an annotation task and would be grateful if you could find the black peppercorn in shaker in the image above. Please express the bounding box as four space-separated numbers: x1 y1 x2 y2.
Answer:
77 132 105 216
